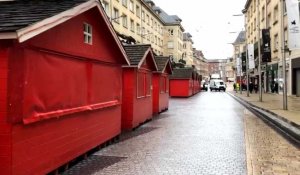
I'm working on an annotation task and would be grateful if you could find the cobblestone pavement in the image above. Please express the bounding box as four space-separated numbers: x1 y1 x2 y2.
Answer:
244 109 300 175
64 92 246 175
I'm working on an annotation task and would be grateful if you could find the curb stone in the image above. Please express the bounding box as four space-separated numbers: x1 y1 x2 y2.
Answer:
227 92 300 146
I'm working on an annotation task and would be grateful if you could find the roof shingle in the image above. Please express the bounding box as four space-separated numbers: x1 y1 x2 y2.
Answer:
154 56 170 72
0 0 89 32
123 44 152 66
170 68 194 79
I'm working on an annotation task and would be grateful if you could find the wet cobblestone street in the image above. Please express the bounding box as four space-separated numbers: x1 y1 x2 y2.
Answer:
64 92 247 175
244 109 300 175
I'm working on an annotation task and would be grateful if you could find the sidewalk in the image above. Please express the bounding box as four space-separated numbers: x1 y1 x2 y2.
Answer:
227 87 300 144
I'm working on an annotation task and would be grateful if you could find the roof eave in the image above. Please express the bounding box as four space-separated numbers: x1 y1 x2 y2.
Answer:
137 48 158 71
0 32 17 39
16 0 97 43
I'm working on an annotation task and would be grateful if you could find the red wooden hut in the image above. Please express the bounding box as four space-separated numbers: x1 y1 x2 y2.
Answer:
0 1 129 174
122 44 158 130
193 72 202 94
152 56 172 115
169 68 195 97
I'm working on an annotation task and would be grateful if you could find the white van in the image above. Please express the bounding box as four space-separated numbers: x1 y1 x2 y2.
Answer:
210 79 226 91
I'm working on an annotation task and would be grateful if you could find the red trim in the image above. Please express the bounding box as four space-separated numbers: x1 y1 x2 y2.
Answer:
23 100 120 124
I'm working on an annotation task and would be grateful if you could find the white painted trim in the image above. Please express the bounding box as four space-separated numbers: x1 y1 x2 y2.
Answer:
137 48 158 71
12 0 130 65
17 0 97 42
0 32 17 39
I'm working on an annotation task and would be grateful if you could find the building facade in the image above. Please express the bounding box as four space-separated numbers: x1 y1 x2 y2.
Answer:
100 0 185 62
243 0 300 96
193 49 209 79
183 33 194 67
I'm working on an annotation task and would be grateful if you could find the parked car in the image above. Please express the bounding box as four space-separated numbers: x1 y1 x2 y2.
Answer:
210 79 226 91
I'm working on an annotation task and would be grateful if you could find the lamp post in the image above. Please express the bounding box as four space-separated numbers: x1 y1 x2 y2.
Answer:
256 0 263 102
281 0 288 110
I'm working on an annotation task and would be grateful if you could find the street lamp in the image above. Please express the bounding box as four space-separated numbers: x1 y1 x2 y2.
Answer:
110 14 126 22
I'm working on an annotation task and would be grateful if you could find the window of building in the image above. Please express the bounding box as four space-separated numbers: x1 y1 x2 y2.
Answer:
261 6 265 21
267 13 271 28
113 8 120 23
254 18 256 30
142 27 145 35
183 43 186 49
130 19 134 32
122 14 127 28
273 5 279 25
137 23 140 35
274 34 279 51
146 14 149 25
168 29 174 35
136 5 140 17
142 10 145 21
122 0 127 7
102 1 110 15
129 0 134 12
83 23 92 44
154 21 157 31
167 41 174 49
151 18 153 27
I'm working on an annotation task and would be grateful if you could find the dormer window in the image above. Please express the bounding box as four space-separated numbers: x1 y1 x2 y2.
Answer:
84 23 92 44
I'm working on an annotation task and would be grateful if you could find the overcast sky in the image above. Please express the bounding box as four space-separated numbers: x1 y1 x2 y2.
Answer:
154 0 247 60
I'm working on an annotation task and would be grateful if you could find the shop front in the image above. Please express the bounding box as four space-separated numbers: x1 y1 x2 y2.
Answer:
292 57 300 96
266 63 279 93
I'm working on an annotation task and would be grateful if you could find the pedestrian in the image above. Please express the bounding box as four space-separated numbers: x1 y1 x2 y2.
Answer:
249 81 253 93
233 82 236 92
254 82 258 93
271 81 275 93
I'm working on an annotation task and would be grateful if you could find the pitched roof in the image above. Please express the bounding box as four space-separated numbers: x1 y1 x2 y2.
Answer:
152 6 182 24
233 31 245 45
154 56 170 72
0 0 89 32
170 68 194 79
123 44 152 65
0 0 130 65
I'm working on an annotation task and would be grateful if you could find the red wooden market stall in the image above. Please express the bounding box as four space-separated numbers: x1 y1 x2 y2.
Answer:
0 1 130 174
152 56 172 115
122 44 158 130
193 73 202 95
169 67 196 97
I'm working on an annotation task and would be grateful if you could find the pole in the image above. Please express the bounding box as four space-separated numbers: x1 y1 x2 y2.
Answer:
245 15 249 97
257 0 262 102
239 49 242 94
281 0 288 110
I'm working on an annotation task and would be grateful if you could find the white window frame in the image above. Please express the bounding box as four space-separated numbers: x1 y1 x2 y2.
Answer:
130 19 135 32
129 0 134 12
122 14 128 28
122 0 127 7
84 23 92 45
167 41 174 49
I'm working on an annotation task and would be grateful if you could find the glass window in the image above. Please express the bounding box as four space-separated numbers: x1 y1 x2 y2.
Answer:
83 23 92 44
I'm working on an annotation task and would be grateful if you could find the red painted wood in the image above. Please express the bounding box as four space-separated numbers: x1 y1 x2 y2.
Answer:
122 68 134 129
0 48 12 175
152 73 160 115
152 73 169 114
122 55 156 130
169 79 193 97
0 7 126 175
12 107 121 175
